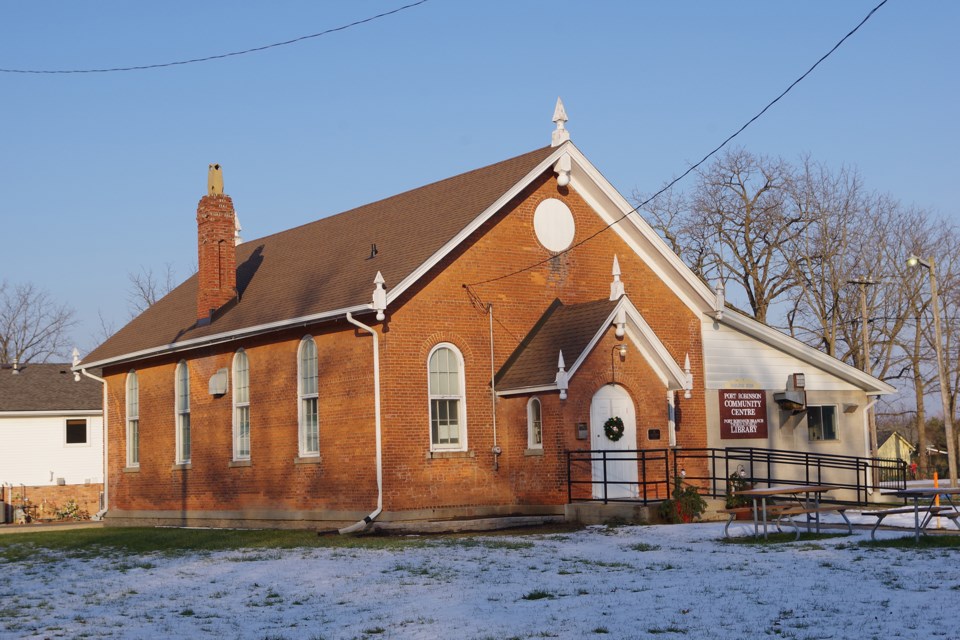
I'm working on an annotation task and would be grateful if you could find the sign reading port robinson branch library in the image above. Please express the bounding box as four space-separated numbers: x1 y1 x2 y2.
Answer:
719 389 768 439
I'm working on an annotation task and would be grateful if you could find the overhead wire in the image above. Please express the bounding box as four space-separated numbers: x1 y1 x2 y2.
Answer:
0 0 428 74
465 0 889 291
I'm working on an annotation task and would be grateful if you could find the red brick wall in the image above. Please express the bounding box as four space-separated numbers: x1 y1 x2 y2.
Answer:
104 169 706 523
196 194 237 321
2 483 102 521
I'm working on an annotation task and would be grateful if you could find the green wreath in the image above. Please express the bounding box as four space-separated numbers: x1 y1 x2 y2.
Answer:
603 416 625 442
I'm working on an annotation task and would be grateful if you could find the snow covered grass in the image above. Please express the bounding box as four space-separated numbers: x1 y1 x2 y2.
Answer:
1 522 958 639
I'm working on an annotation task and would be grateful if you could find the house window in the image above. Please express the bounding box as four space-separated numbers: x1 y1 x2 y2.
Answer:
126 371 139 466
298 336 319 457
527 397 543 449
65 419 88 445
428 343 466 450
807 405 837 441
175 360 191 463
233 349 250 460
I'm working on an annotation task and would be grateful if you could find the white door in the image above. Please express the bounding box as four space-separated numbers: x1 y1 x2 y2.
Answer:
590 384 638 499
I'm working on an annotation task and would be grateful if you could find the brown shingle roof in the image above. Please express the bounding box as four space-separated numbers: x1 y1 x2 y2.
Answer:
83 146 556 366
496 298 618 391
0 363 102 412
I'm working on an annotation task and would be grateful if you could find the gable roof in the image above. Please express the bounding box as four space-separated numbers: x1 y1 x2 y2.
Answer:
496 296 688 395
82 146 558 368
0 363 102 413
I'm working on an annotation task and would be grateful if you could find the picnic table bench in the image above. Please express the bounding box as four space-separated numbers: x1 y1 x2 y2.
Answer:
861 505 960 541
721 502 851 540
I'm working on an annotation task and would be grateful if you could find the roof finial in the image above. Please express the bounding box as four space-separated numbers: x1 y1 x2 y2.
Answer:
551 97 570 147
610 255 625 300
556 350 569 400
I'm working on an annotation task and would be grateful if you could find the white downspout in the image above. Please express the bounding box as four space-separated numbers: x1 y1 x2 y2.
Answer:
339 312 383 534
863 396 879 496
79 366 108 520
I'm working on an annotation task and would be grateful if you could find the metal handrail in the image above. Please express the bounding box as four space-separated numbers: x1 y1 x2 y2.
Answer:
566 446 907 506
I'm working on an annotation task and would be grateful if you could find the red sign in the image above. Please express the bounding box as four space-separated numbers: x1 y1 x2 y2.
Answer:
719 389 768 439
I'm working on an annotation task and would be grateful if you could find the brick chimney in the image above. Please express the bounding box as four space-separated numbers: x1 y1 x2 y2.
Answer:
196 163 237 324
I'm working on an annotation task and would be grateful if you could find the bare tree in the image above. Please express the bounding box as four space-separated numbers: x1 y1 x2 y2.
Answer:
0 280 77 365
127 263 177 316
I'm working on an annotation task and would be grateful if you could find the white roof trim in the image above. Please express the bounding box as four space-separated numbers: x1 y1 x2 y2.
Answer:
497 384 561 397
718 310 896 395
78 303 372 370
0 410 102 418
386 147 569 305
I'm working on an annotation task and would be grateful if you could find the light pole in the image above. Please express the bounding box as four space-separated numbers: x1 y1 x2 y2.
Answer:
907 254 958 487
848 278 878 456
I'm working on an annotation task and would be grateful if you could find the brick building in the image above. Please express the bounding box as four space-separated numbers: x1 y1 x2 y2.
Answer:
77 101 893 529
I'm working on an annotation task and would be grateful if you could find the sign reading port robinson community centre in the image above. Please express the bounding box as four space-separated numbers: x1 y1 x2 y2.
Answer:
719 389 768 439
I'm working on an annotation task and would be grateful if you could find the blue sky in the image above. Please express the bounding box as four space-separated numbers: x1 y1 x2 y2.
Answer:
2 1 957 357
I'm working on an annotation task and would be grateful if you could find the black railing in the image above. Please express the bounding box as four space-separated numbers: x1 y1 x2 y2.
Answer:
566 447 908 506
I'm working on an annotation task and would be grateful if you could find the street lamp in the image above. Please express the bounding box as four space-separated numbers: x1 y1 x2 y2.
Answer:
907 254 958 487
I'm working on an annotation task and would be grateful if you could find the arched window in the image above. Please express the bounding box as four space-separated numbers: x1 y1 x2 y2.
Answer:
175 361 191 463
527 397 543 449
126 370 139 467
298 336 319 456
233 349 250 460
428 343 466 451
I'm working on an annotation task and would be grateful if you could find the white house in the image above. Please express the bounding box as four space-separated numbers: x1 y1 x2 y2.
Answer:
0 362 103 523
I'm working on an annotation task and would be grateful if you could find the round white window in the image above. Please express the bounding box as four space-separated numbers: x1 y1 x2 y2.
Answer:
533 198 575 252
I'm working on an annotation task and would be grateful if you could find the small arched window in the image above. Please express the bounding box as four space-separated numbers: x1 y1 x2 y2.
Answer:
126 370 139 467
233 349 250 460
428 343 466 451
298 336 319 456
527 397 543 449
175 361 191 463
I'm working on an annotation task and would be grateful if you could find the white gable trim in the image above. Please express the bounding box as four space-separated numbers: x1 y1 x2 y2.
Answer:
496 296 687 397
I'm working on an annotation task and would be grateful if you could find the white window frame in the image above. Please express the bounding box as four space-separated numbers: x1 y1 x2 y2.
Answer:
527 397 543 450
298 336 320 457
175 360 191 463
428 343 467 452
64 418 89 447
233 349 251 461
126 370 140 467
807 404 838 442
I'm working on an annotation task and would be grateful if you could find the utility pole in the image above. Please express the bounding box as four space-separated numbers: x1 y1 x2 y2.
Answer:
848 278 878 457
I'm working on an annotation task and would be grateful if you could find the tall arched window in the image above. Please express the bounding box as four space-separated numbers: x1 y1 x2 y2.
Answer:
126 370 139 467
298 336 319 457
175 361 191 463
527 397 543 450
233 349 250 460
428 343 466 451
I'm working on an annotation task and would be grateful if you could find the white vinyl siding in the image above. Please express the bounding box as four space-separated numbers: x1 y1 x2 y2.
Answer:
298 337 319 457
428 344 466 451
233 349 250 460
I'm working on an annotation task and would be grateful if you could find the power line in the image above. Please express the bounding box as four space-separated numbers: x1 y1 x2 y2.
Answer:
0 1 428 74
466 0 889 290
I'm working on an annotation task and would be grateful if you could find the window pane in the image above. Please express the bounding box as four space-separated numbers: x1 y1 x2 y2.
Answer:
302 397 319 454
66 419 87 444
300 339 318 395
129 420 139 465
822 406 837 440
237 406 250 458
234 350 249 404
179 413 191 461
127 372 139 418
531 399 542 446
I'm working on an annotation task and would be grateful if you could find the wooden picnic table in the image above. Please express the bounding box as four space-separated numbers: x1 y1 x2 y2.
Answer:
873 486 960 543
732 484 850 540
